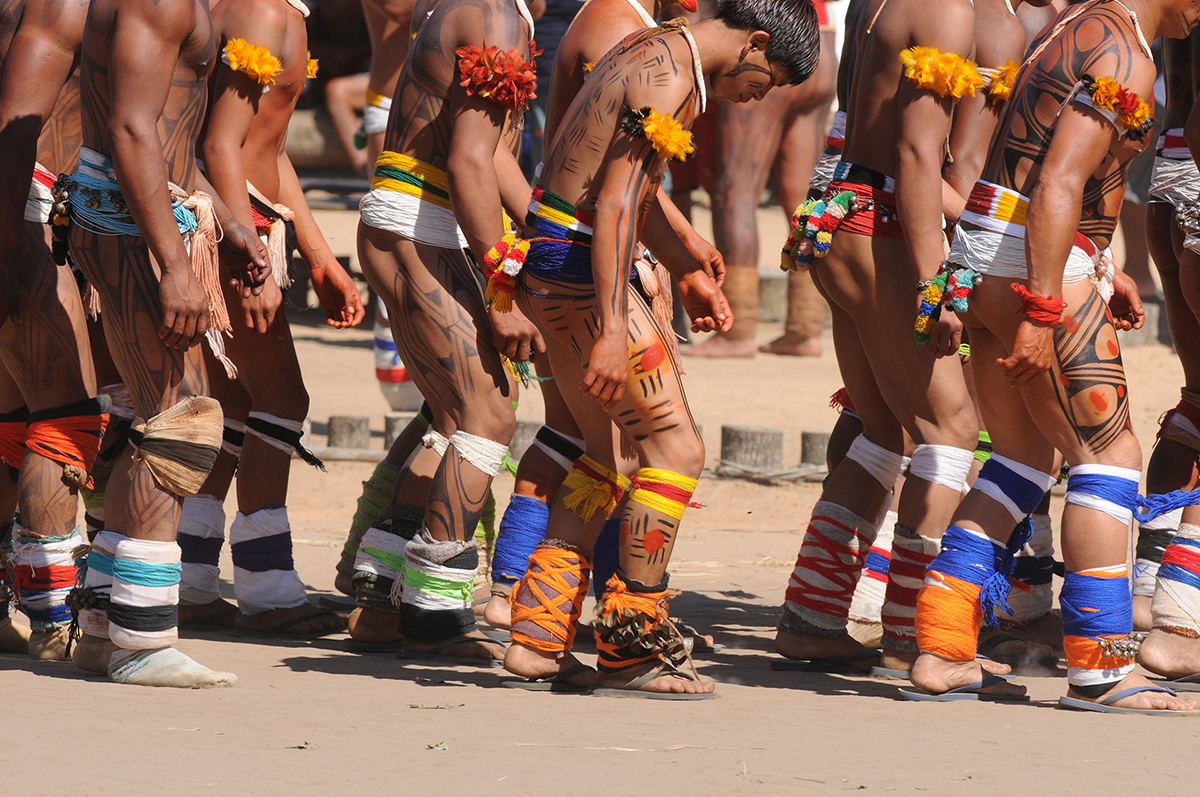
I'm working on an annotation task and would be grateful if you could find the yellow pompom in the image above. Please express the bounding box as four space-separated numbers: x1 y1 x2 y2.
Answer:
223 38 283 87
899 46 982 100
641 110 694 162
987 60 1018 102
1089 76 1121 111
307 52 319 80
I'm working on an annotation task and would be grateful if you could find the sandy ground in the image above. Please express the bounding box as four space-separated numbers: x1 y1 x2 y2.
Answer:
5 204 1199 796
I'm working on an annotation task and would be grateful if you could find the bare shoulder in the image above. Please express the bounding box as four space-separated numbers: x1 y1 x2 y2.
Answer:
213 0 290 34
908 0 974 52
442 0 529 52
618 34 693 115
974 3 1025 68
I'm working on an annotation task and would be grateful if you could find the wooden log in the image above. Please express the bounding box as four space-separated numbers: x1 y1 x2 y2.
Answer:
720 425 783 470
801 430 831 468
328 415 370 449
384 411 419 449
508 418 541 461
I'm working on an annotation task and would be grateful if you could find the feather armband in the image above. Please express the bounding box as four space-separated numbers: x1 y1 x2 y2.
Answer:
222 38 283 90
1075 74 1153 141
456 42 541 112
981 60 1017 103
899 46 982 100
619 106 695 162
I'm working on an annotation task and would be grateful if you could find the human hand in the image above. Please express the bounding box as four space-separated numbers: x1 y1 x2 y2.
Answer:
159 267 210 349
581 331 628 409
240 274 283 335
676 269 732 333
997 320 1055 386
1107 267 1145 331
220 223 271 296
489 303 546 363
311 258 365 328
683 233 726 287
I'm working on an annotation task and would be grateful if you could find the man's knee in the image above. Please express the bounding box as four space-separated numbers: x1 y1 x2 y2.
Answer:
655 429 705 480
251 382 309 425
128 396 224 498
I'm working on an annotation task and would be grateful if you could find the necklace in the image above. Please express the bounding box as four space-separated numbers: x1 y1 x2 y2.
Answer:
623 0 657 27
680 25 706 114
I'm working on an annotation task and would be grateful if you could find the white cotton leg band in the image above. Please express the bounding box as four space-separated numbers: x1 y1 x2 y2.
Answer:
1065 463 1140 525
1153 523 1200 636
908 444 975 493
422 429 449 456
177 494 226 605
971 454 1057 524
845 435 906 490
448 431 508 477
80 531 123 638
848 507 897 625
245 411 302 455
222 419 245 458
108 538 181 651
1135 508 1182 597
362 102 390 135
229 506 307 614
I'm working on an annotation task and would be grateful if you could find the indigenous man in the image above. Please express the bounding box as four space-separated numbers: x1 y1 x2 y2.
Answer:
353 0 545 662
359 0 417 174
481 0 733 630
910 0 1198 711
63 0 269 687
1134 32 1200 630
686 0 836 358
173 0 365 635
774 0 981 676
0 0 107 660
500 0 821 696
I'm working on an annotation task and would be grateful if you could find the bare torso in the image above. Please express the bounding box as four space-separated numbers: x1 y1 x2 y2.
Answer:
982 3 1155 247
203 0 309 201
385 0 530 167
1161 32 1200 129
540 31 698 217
79 0 216 190
841 0 975 177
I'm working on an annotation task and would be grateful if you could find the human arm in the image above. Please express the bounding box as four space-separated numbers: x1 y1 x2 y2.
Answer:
0 0 88 324
278 153 366 327
641 188 726 286
493 142 533 229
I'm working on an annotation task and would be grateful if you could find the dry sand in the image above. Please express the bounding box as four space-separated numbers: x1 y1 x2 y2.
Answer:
5 205 1198 796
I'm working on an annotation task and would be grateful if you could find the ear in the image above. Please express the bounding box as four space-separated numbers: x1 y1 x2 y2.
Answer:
748 30 771 52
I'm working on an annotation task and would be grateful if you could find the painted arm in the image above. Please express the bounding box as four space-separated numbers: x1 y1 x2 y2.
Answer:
277 153 366 327
0 0 87 324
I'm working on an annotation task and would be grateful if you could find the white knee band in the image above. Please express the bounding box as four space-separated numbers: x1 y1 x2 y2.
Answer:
448 431 508 477
972 454 1056 523
845 435 906 489
1065 463 1140 525
908 444 975 492
422 429 449 456
362 102 390 135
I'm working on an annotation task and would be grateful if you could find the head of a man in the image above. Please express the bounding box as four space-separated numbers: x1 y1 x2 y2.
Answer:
710 0 821 103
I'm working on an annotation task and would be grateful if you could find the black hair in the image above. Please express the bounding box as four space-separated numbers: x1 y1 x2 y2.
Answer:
716 0 822 85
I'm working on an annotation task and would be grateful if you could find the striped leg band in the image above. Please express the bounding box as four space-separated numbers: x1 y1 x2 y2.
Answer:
245 411 324 470
398 529 479 641
338 459 402 576
178 494 225 605
107 538 182 651
13 526 82 630
221 418 245 459
74 531 122 638
883 524 945 651
781 501 876 636
531 425 585 473
1151 523 1200 638
231 506 307 614
562 455 631 522
353 503 424 613
510 540 590 653
1135 509 1181 597
1062 566 1135 688
848 507 896 625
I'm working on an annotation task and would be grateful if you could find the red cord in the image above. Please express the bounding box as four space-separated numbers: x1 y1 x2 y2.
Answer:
1011 283 1065 325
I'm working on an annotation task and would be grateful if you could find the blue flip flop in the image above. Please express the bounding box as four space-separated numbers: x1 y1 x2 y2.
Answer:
1058 685 1186 715
899 674 1030 702
1148 673 1200 693
770 649 879 674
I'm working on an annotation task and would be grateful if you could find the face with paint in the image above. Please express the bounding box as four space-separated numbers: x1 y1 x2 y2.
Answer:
709 29 787 103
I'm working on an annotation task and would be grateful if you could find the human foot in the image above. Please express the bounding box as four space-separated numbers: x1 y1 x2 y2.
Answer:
774 629 879 672
504 641 595 688
758 332 821 356
909 653 1024 698
1065 673 1195 712
109 647 237 688
0 616 30 654
592 659 716 696
178 598 238 628
482 595 512 629
334 570 355 597
1138 626 1200 678
878 648 919 675
28 626 71 661
847 620 883 649
399 630 505 662
348 607 402 644
236 604 344 636
682 335 756 358
72 634 120 673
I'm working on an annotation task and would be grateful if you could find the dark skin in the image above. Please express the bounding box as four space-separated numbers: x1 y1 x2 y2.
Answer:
912 0 1200 711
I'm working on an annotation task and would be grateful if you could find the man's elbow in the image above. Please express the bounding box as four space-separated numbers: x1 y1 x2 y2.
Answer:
447 147 494 184
109 121 158 155
896 138 941 175
1029 171 1082 207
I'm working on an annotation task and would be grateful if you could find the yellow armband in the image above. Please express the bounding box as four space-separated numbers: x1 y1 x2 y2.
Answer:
307 52 319 80
222 38 283 89
899 46 982 101
982 60 1017 103
1076 74 1154 141
619 106 694 162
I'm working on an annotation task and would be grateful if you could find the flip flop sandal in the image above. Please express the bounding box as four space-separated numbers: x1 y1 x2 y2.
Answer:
1058 685 1186 715
591 664 717 700
395 634 507 667
675 621 724 653
770 649 879 674
977 633 1060 671
502 662 594 692
178 600 239 629
343 638 403 653
318 594 357 611
1148 673 1200 693
479 627 511 643
899 674 1030 702
870 666 911 680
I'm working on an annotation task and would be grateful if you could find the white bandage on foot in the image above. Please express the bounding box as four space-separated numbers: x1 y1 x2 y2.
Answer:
107 538 182 651
845 435 906 490
908 444 975 493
